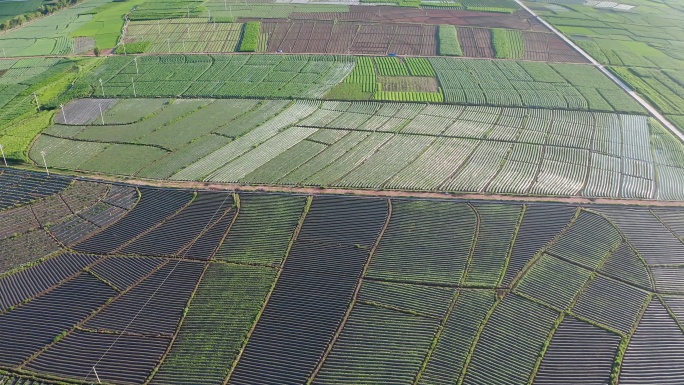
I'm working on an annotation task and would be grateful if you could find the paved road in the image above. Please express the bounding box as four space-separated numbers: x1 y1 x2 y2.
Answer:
514 0 684 143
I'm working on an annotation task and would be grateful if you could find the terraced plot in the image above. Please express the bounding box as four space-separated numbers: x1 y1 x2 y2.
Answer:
0 170 682 385
32 98 684 200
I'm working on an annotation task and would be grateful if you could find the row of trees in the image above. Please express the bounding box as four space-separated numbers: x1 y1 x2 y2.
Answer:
0 0 81 32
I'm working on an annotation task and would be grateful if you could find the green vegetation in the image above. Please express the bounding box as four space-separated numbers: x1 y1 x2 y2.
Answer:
438 25 462 56
0 0 81 31
375 57 410 77
430 58 644 113
33 98 684 199
72 0 147 49
344 56 377 93
405 58 436 77
375 89 443 102
0 111 53 162
123 19 243 53
238 21 260 52
0 57 95 161
151 263 276 384
128 0 205 20
114 41 150 54
528 0 684 131
491 28 523 59
78 54 354 99
215 194 307 266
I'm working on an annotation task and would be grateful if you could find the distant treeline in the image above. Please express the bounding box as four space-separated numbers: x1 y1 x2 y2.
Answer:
0 0 82 31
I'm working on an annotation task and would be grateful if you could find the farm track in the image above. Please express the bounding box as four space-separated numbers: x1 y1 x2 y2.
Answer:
9 166 684 207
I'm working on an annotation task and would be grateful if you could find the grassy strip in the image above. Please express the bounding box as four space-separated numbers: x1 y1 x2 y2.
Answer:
374 89 444 102
238 22 260 52
466 6 515 13
497 205 526 287
438 25 462 56
213 16 236 23
114 41 151 54
492 28 524 59
1 112 54 162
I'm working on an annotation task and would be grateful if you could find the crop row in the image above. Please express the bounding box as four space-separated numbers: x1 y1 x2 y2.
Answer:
4 172 684 384
34 98 684 200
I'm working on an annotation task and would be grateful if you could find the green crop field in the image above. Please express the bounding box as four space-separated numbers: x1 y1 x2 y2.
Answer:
0 0 112 56
526 0 684 132
77 54 354 99
3 0 684 383
122 18 244 53
29 97 684 200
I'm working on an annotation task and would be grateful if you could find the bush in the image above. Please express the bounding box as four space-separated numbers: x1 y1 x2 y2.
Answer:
438 25 462 56
238 22 260 52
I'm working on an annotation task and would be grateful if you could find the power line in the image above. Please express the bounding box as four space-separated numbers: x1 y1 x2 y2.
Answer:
83 192 233 383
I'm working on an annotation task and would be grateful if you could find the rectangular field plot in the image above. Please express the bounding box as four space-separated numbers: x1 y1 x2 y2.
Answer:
0 273 116 367
462 294 558 385
285 5 542 31
33 98 684 200
259 20 438 56
124 19 243 53
358 280 455 318
533 317 621 385
515 254 592 310
79 54 354 99
151 263 276 385
216 194 307 266
571 275 650 334
25 330 169 385
313 303 440 384
430 58 643 113
367 200 476 285
84 260 205 335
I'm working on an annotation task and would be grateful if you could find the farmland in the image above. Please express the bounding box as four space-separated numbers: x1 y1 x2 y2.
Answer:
29 96 684 199
2 0 684 382
0 169 684 384
525 0 684 133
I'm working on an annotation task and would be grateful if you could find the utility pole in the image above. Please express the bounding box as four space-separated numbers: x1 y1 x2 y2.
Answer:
122 42 127 55
32 93 40 110
134 56 139 74
40 151 49 176
2 48 5 58
93 366 101 384
99 78 105 97
60 103 67 124
157 19 161 33
132 78 136 97
0 144 7 167
99 103 105 125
